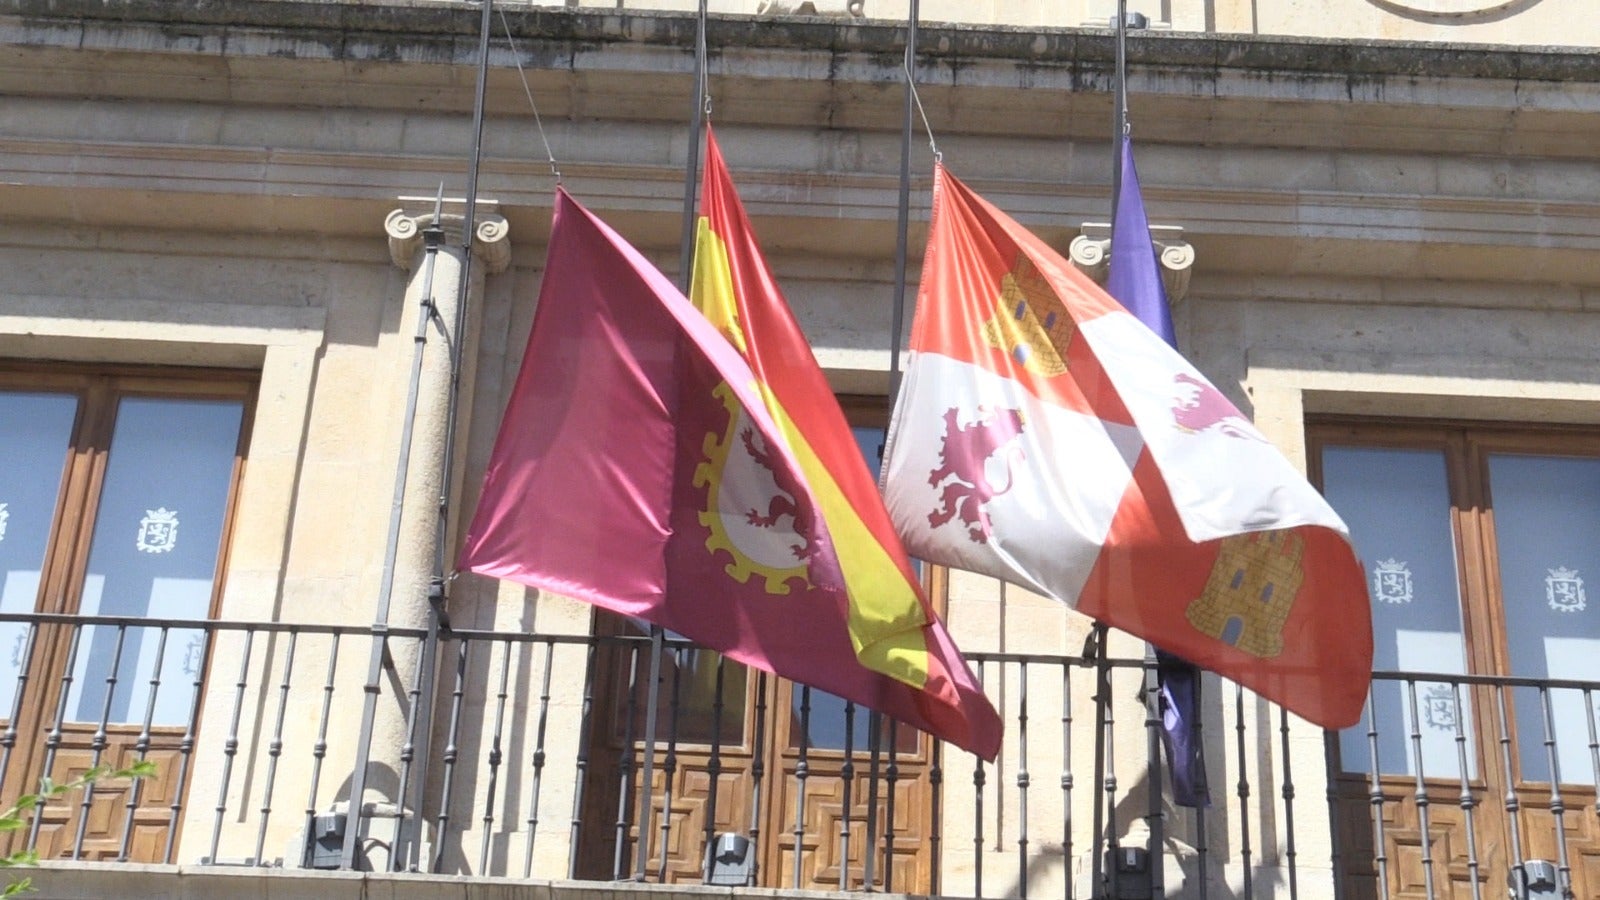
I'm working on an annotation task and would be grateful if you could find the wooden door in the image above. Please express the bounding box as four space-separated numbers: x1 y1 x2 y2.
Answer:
577 617 936 891
0 370 250 861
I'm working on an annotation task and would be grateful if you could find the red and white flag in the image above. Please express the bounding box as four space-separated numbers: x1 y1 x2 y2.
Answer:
882 165 1372 729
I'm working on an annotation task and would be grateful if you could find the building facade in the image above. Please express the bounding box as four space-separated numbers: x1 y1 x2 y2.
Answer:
2 1 1599 897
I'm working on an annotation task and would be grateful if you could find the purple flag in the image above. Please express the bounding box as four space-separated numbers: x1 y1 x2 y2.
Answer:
1107 135 1210 809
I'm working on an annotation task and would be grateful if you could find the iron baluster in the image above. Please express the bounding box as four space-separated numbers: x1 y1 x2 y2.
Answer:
1279 707 1299 900
1234 684 1252 900
840 699 856 889
479 638 513 875
1017 660 1030 899
1537 686 1575 899
883 718 899 894
1449 682 1483 900
567 639 598 881
393 629 429 872
612 641 643 880
792 685 812 889
302 634 342 868
0 623 37 798
655 643 686 881
166 628 212 864
429 637 470 873
252 629 299 866
700 653 727 882
747 672 768 887
118 625 170 861
524 638 555 877
1061 660 1073 900
205 628 255 866
1495 686 1526 899
72 623 128 859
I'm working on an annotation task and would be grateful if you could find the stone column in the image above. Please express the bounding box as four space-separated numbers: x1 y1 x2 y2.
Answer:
338 199 509 870
1067 222 1194 303
381 197 510 637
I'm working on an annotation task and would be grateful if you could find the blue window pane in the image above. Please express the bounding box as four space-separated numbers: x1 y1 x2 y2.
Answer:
1321 445 1473 779
1488 453 1600 787
66 396 244 727
0 391 80 719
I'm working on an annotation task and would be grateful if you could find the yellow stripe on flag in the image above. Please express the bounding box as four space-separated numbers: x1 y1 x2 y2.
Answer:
691 219 931 689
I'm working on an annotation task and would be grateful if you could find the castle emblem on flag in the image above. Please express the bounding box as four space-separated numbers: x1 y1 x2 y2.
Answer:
981 256 1073 376
927 406 1027 544
1185 530 1306 658
695 382 817 594
136 507 179 554
1171 374 1263 441
1373 558 1413 605
1546 566 1585 613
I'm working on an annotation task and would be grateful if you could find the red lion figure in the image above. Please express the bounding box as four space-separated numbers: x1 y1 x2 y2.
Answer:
927 406 1027 544
739 427 820 561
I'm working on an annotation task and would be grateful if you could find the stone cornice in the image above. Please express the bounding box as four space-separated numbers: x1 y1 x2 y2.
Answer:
2 1 1595 84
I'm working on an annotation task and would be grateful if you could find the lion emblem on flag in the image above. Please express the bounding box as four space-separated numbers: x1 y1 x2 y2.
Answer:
694 382 818 594
927 405 1027 544
1171 373 1263 442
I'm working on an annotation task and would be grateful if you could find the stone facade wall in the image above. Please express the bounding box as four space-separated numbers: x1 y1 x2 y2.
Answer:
3 1 1599 895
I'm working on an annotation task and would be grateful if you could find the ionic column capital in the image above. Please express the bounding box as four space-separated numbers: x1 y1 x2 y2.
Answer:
385 196 511 274
1067 222 1194 303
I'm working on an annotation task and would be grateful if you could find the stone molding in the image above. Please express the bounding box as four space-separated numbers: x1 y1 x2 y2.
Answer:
1068 222 1194 303
384 197 511 274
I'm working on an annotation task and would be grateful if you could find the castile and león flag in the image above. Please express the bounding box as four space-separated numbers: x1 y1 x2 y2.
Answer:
880 162 1374 732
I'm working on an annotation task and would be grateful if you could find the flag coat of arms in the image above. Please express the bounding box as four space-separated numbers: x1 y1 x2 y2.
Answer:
460 183 1000 758
881 165 1373 729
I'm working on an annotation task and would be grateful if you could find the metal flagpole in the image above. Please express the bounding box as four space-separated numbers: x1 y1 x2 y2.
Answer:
633 0 710 882
1113 8 1166 893
407 0 497 871
341 0 497 872
886 0 920 406
871 2 920 888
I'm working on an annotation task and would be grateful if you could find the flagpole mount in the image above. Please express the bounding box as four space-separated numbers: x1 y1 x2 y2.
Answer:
1068 222 1194 303
386 197 512 274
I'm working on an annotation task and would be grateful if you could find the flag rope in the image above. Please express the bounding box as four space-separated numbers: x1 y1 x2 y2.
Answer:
498 6 562 184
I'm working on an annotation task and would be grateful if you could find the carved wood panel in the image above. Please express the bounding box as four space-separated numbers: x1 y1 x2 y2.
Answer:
0 623 201 866
577 635 935 892
25 725 188 862
1334 774 1599 898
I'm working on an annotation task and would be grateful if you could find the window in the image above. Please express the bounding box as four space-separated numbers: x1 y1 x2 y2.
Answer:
1315 421 1600 785
0 365 252 860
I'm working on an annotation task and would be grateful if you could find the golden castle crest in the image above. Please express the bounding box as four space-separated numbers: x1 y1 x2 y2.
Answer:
981 255 1073 377
1184 530 1306 659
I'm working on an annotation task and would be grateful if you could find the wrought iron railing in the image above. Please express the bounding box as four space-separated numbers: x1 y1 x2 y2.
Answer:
0 611 1593 899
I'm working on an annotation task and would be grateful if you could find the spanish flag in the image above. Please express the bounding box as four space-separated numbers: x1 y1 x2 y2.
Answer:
690 127 1001 758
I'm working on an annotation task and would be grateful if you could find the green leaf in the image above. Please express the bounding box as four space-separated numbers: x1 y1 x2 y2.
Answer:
0 821 25 834
108 761 157 781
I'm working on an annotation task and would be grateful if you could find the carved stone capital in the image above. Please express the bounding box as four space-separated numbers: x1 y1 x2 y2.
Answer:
385 196 512 275
1067 222 1194 303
